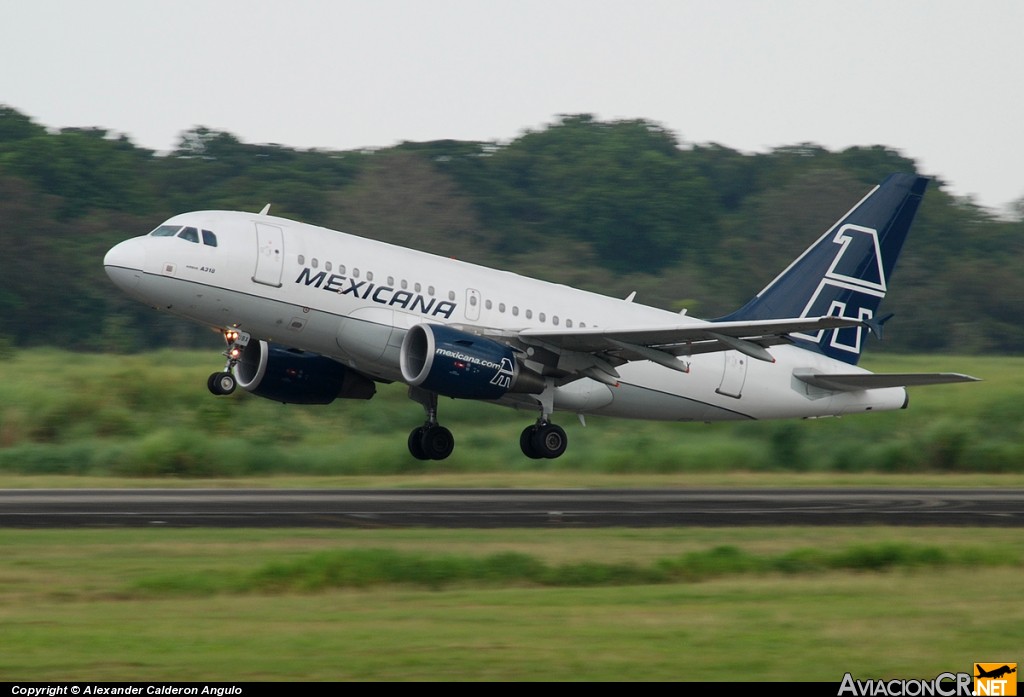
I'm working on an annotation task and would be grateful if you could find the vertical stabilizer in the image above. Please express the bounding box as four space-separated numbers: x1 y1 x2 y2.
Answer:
716 173 928 365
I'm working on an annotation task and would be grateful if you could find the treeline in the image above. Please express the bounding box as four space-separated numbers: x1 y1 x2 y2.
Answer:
1 107 1021 354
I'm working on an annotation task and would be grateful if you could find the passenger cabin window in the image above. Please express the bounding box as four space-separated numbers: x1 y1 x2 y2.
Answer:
150 225 182 237
201 230 217 247
178 227 199 243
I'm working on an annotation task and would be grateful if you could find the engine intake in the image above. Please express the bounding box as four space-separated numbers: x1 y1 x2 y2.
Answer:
233 340 376 404
400 324 545 400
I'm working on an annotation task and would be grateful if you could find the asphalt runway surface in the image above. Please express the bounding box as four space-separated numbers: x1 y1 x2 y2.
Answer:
1 488 1023 527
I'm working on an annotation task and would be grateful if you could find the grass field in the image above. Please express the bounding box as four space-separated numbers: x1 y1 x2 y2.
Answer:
1 527 1022 681
0 351 1021 680
0 350 1019 477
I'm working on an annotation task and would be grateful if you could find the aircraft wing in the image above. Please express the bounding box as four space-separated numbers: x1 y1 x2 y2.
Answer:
483 315 868 383
516 315 862 365
794 371 980 392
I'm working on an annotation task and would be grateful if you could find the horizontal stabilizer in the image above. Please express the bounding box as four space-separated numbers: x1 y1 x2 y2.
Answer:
794 370 980 392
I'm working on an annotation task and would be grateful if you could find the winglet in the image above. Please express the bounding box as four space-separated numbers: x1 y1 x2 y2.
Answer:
258 204 271 215
864 312 894 340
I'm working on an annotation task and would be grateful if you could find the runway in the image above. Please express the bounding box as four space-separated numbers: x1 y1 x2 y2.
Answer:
1 488 1023 527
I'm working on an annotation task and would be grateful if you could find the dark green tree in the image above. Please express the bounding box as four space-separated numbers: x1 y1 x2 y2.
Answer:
462 114 720 272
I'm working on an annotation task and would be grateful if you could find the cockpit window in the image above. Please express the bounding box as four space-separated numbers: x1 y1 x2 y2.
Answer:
150 224 215 246
150 225 182 237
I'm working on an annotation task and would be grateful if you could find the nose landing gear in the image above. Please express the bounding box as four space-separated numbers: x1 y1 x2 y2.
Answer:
207 329 244 396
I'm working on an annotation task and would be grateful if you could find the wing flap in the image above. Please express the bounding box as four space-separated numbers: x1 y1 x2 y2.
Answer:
794 370 980 392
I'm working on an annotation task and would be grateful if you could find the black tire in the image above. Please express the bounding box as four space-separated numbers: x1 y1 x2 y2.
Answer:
520 425 542 459
408 426 429 460
531 423 567 459
420 425 455 460
208 372 236 395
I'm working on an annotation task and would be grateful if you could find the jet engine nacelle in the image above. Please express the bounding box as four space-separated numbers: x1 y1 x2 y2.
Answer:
400 324 545 400
233 340 376 404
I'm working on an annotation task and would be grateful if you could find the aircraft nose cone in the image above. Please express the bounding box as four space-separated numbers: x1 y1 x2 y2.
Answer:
104 238 146 292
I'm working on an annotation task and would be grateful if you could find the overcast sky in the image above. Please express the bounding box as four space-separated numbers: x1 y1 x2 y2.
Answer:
2 0 1021 212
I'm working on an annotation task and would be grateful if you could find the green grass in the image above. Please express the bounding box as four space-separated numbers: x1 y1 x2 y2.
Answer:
129 542 1010 596
0 350 1017 477
1 352 1019 680
9 574 1023 680
2 471 1024 490
1 527 1021 680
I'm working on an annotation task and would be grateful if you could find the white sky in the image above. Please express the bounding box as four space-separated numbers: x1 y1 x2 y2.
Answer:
2 0 1021 211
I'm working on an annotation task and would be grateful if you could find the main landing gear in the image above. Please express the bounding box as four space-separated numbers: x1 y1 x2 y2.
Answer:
519 421 568 459
406 387 568 460
207 329 242 396
519 382 567 459
407 388 455 461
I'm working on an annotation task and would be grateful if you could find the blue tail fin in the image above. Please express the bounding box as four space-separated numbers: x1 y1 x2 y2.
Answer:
715 173 928 365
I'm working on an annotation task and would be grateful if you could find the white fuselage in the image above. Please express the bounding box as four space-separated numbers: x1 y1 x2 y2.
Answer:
104 210 907 422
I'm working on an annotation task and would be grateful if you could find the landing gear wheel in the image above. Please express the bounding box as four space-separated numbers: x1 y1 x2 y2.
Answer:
520 425 543 459
520 423 567 459
406 389 456 461
420 425 455 461
408 426 429 461
532 423 568 459
207 372 236 396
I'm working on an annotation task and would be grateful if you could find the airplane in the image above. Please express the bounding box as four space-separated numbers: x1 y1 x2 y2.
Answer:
103 172 977 460
975 665 1017 680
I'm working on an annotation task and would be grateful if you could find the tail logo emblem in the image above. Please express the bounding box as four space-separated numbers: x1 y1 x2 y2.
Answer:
793 224 886 355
